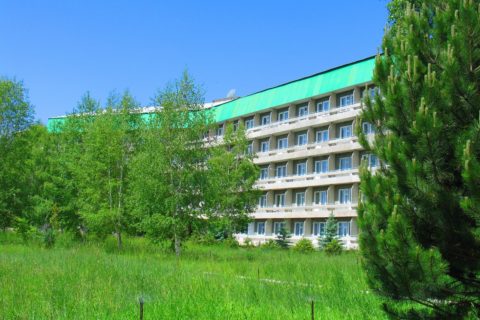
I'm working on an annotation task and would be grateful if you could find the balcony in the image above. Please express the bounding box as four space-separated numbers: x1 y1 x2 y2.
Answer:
253 203 358 219
254 136 362 164
246 103 362 139
256 168 360 190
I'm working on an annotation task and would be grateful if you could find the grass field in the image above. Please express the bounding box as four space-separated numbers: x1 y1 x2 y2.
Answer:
0 233 386 319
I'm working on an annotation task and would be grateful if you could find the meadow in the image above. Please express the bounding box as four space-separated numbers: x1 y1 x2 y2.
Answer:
0 233 386 319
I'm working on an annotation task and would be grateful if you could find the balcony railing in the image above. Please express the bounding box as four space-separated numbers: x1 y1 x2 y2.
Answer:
246 103 362 134
256 168 359 187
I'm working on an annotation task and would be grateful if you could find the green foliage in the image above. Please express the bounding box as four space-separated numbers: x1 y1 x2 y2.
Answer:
0 78 34 229
292 238 315 253
358 1 480 318
43 228 56 248
275 226 291 249
324 239 343 256
1 235 386 319
242 237 254 248
261 239 280 250
319 212 338 249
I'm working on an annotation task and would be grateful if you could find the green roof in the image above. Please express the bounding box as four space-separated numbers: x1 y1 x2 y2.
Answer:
47 56 375 131
211 56 375 123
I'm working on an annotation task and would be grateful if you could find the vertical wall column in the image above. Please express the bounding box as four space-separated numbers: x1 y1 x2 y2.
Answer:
352 151 360 169
328 124 336 141
287 160 294 176
353 87 361 104
330 93 337 109
252 139 259 153
328 154 335 172
307 157 314 174
304 219 312 237
308 99 316 114
350 218 358 237
267 191 274 207
328 185 335 205
307 127 315 144
286 189 293 207
271 109 278 123
351 183 359 204
288 104 296 119
268 163 275 178
306 187 313 206
288 131 295 148
265 219 273 236
271 135 277 150
253 113 260 127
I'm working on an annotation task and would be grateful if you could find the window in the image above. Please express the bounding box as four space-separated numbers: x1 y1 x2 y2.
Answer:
256 222 265 235
312 222 326 237
296 132 308 146
362 122 375 134
338 222 350 237
338 188 351 204
295 191 305 206
316 99 330 113
216 124 224 136
368 87 376 99
273 222 286 235
245 117 254 130
277 136 288 149
339 125 352 139
297 104 308 117
233 120 239 132
362 153 378 168
339 156 352 171
275 193 286 207
276 164 287 177
294 221 304 236
296 162 307 176
339 93 354 107
314 190 328 205
277 109 289 122
261 113 271 125
259 167 269 180
260 139 270 152
315 160 328 173
246 142 253 154
316 129 329 143
259 194 267 207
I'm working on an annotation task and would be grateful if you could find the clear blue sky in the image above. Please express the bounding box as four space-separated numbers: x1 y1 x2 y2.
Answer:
1 1 388 124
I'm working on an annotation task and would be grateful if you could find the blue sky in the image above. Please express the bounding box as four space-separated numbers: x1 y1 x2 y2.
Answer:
1 1 388 124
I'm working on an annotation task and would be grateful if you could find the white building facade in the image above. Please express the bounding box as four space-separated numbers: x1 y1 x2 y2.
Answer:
210 56 377 249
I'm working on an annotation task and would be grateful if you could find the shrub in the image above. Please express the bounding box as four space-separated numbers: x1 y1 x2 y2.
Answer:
275 226 291 249
292 238 315 253
324 238 343 256
43 228 56 248
261 239 280 250
223 237 240 248
242 237 254 248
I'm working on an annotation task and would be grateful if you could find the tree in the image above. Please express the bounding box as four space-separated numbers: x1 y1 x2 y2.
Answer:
0 78 34 229
358 1 480 318
275 225 291 249
129 71 214 255
205 123 260 239
319 212 342 255
69 92 140 248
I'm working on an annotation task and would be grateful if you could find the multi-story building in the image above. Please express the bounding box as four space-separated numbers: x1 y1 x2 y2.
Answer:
48 56 377 249
209 56 377 249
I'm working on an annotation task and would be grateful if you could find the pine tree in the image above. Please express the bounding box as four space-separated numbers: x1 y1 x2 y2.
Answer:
358 1 480 318
319 212 337 248
275 225 291 249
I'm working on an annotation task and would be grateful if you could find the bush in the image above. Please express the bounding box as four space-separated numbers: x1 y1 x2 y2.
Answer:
223 237 240 248
242 237 254 248
43 228 56 248
324 238 343 256
292 238 315 253
261 239 280 250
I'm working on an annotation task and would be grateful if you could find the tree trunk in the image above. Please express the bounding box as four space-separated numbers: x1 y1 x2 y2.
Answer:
174 233 181 256
117 231 123 250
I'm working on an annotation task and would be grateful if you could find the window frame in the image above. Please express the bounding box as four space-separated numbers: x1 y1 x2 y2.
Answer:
339 125 352 139
338 187 352 204
294 221 304 236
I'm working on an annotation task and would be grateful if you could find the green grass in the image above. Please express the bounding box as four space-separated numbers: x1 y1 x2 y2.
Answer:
0 233 386 319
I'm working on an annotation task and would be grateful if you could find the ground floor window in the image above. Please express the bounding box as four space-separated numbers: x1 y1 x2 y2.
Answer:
273 221 286 235
338 221 350 237
256 222 265 235
312 222 326 237
294 221 304 236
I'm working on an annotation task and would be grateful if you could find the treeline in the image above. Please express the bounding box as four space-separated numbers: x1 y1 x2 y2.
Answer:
0 72 259 254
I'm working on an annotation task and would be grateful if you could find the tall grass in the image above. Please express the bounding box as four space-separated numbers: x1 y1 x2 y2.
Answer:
0 233 385 319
